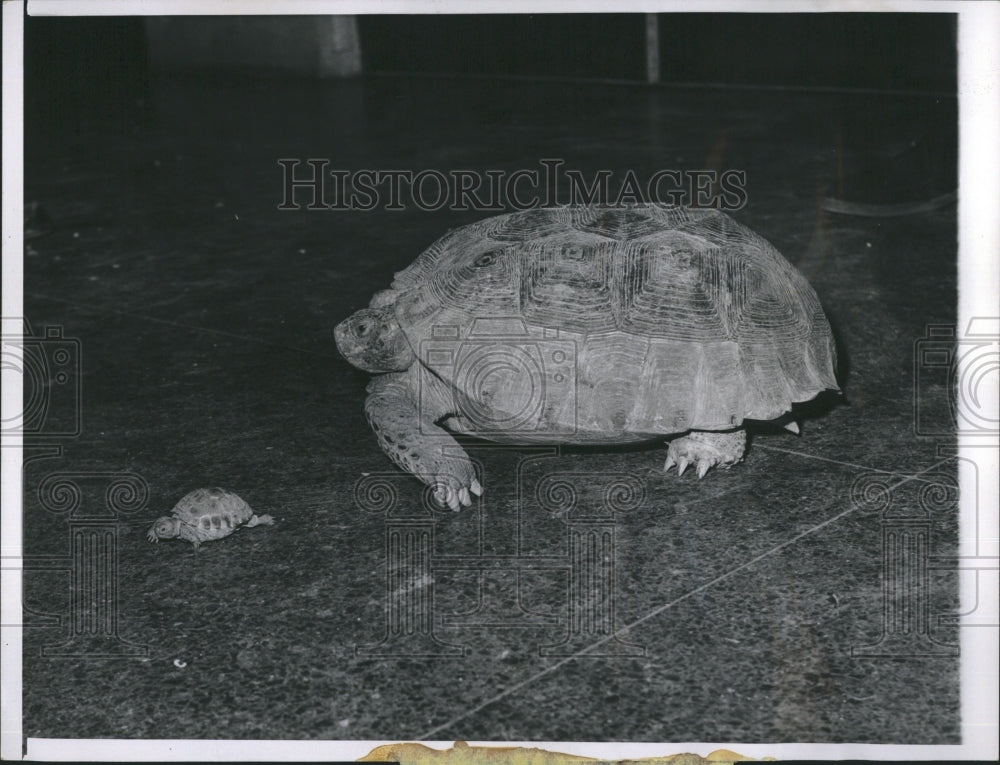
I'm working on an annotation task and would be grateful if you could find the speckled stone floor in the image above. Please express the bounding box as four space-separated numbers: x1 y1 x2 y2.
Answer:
21 73 959 744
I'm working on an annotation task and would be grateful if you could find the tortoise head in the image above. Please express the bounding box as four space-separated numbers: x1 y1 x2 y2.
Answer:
147 517 181 542
335 290 416 373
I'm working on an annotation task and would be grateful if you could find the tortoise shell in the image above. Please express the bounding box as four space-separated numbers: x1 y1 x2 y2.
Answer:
146 488 273 547
393 205 837 441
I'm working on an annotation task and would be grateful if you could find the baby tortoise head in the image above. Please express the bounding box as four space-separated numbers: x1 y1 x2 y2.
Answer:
146 517 182 542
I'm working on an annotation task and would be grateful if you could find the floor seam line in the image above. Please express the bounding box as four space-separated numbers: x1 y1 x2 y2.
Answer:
754 442 951 483
416 454 955 740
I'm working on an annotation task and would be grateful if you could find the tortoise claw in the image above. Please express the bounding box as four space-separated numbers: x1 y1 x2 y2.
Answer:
433 483 463 511
666 430 746 479
433 478 477 511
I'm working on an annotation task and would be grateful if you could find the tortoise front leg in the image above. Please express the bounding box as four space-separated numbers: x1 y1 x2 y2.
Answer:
364 373 481 510
664 429 747 478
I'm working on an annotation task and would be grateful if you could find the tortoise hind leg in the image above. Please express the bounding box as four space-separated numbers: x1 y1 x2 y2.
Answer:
664 429 747 478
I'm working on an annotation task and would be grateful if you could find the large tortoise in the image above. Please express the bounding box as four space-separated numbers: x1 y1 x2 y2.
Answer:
335 205 838 510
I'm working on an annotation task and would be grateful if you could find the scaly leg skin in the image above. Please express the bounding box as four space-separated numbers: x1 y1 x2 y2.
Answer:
364 373 481 511
664 429 747 479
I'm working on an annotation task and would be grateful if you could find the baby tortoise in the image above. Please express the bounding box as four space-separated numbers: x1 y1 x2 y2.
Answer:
147 488 274 547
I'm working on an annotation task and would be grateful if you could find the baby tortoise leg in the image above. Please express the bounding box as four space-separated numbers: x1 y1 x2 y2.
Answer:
664 429 747 479
364 373 481 511
177 523 203 548
246 514 274 527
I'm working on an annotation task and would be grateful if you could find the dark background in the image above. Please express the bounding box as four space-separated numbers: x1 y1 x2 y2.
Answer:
360 13 956 90
25 13 956 133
